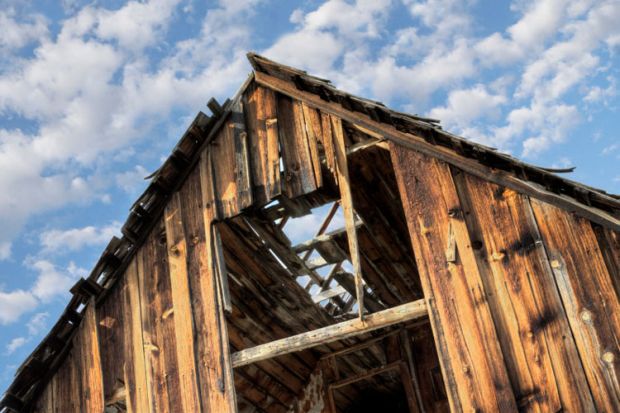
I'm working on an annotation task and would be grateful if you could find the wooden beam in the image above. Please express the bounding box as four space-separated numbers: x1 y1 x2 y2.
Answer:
254 71 620 232
329 114 365 319
231 299 427 368
311 286 347 303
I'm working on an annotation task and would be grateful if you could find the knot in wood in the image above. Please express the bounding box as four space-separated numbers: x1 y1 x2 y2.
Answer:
602 351 615 364
580 309 592 322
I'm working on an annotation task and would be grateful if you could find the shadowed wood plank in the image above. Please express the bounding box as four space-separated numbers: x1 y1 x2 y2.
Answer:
531 199 620 411
454 170 593 411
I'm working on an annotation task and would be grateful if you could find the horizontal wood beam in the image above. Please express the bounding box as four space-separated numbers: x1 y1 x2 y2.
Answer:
231 299 427 368
311 286 347 303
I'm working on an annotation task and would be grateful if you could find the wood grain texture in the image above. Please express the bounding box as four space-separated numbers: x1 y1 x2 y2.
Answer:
210 101 252 218
329 114 364 318
255 71 620 231
78 300 105 412
198 153 238 412
453 170 594 412
164 192 203 413
531 199 620 411
243 84 281 207
593 224 620 300
276 94 320 198
390 142 518 413
122 258 151 413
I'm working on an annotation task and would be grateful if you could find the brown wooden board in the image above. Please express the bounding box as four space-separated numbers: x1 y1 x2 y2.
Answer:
531 199 620 411
276 94 320 197
197 154 238 412
243 83 281 206
592 224 620 300
136 223 185 412
390 142 518 412
77 301 105 412
210 101 252 218
122 258 151 413
96 275 127 405
453 170 594 411
164 191 203 413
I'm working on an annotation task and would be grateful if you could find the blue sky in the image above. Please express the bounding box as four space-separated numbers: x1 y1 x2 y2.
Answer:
0 0 619 392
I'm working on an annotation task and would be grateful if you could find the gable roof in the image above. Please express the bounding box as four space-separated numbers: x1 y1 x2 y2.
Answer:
2 52 619 412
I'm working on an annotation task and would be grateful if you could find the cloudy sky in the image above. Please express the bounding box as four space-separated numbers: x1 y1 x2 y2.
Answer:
1 0 619 392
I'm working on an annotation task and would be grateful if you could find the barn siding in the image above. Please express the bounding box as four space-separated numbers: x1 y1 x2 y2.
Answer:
33 302 104 413
22 80 620 413
390 142 518 412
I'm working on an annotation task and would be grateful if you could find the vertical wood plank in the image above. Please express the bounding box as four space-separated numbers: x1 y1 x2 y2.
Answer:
78 301 105 412
210 101 252 218
531 199 620 411
454 170 594 411
592 224 620 300
198 153 237 412
164 193 203 413
97 280 127 406
231 100 253 210
301 103 323 189
243 84 281 206
390 142 517 412
330 115 364 319
122 258 151 413
277 94 319 197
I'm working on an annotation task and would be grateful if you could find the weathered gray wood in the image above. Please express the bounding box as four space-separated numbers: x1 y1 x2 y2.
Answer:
231 299 427 368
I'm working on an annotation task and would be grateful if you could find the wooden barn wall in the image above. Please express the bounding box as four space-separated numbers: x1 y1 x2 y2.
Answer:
391 141 620 412
33 302 104 412
27 83 329 412
25 79 620 413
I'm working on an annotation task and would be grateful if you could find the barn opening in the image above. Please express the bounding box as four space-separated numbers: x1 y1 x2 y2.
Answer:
215 143 449 412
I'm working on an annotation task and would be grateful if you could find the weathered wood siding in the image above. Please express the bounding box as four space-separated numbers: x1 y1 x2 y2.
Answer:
33 302 104 412
26 81 620 413
392 141 620 412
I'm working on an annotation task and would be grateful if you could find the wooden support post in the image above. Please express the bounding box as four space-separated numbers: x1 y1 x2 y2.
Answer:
329 115 365 319
231 299 427 368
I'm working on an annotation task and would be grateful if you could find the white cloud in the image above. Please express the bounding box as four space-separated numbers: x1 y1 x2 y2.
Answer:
26 312 49 336
5 337 27 355
0 290 37 325
0 11 48 52
28 260 86 302
39 222 121 255
429 84 506 131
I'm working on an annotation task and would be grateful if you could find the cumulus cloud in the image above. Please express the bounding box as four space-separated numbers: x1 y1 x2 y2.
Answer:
0 290 37 325
0 11 48 53
0 0 262 252
39 222 121 255
429 84 506 131
28 260 87 302
5 337 27 355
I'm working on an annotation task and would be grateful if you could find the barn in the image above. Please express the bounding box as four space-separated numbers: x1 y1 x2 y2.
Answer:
1 53 619 413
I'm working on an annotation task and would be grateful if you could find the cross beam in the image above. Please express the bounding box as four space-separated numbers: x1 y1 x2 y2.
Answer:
231 299 427 368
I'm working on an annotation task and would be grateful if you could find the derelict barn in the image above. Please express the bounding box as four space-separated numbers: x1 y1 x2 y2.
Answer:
2 53 620 413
